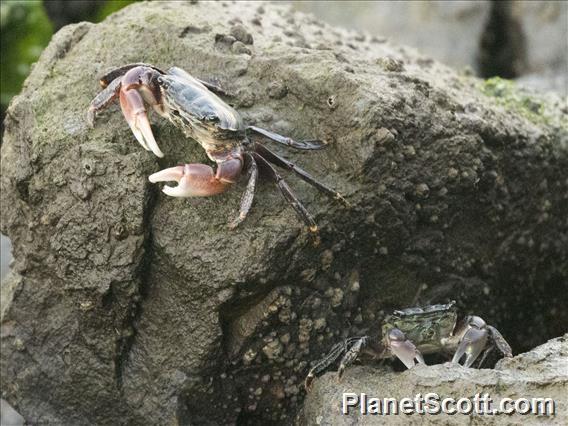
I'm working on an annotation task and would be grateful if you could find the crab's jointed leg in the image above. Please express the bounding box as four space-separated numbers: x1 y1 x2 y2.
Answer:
475 324 513 367
304 336 369 391
337 336 370 380
149 156 243 197
253 153 318 232
255 144 349 206
87 76 122 126
229 153 258 229
247 125 327 150
487 325 513 358
387 328 426 369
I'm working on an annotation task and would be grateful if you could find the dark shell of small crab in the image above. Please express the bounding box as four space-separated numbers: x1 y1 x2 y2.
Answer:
382 301 458 354
159 67 244 137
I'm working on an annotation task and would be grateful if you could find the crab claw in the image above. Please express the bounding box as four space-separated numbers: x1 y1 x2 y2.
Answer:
387 329 423 369
149 164 228 197
452 316 489 367
119 89 164 158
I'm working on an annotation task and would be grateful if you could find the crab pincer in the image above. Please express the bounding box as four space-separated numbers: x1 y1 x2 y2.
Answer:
148 157 243 197
386 329 426 369
451 316 490 368
119 86 164 158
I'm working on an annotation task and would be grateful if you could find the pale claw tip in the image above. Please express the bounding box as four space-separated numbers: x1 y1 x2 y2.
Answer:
148 166 184 184
162 185 181 197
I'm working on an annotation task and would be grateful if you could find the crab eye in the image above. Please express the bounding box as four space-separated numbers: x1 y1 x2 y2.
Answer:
157 76 167 87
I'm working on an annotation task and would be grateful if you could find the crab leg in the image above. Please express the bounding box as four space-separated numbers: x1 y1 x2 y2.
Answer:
255 144 349 206
247 126 326 150
387 329 425 369
487 325 513 358
253 153 318 232
229 154 258 229
337 336 370 380
87 76 122 126
305 336 367 391
149 158 242 197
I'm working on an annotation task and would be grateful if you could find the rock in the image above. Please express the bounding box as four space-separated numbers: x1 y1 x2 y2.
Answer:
293 1 490 72
230 24 254 45
299 334 568 425
1 1 567 425
231 40 252 55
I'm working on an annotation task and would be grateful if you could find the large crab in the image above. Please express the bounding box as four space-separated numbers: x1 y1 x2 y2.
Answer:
88 63 347 230
305 301 513 390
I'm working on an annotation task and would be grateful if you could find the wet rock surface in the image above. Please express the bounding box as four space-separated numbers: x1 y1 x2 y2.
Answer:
299 334 568 425
0 1 566 425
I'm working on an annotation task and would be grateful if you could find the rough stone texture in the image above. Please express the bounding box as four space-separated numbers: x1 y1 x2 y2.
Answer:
299 334 568 425
293 1 490 72
294 1 568 92
0 1 567 425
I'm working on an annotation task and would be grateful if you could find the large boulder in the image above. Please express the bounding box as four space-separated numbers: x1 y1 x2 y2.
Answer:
1 1 566 424
299 334 568 425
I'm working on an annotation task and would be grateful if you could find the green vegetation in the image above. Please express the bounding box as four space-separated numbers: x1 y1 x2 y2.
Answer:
0 0 138 112
480 77 564 128
94 0 137 22
1 1 53 108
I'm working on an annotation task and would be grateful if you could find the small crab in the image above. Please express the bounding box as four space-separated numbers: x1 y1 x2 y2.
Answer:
305 301 512 390
88 63 347 230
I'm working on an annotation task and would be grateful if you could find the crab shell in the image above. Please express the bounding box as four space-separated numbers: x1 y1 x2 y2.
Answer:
382 301 458 355
157 67 245 158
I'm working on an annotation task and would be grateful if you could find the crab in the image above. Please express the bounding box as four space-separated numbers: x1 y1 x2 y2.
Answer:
305 301 513 390
88 63 347 230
